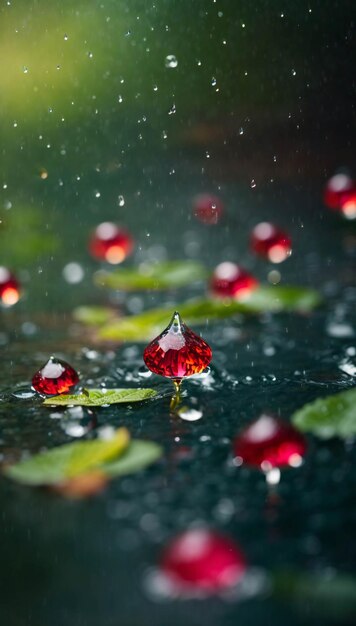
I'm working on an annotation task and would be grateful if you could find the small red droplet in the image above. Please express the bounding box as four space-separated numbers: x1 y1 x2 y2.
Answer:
233 414 307 470
32 357 79 395
143 312 212 379
211 262 259 299
250 222 292 263
324 173 354 209
161 528 246 592
0 266 20 306
193 194 223 224
89 222 134 264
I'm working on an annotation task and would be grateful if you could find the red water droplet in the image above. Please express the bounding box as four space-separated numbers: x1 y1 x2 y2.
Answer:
89 222 134 264
211 262 259 299
32 357 79 395
161 528 246 592
233 414 307 470
324 173 354 209
193 194 223 224
250 222 292 263
340 190 356 220
0 267 20 306
143 312 212 379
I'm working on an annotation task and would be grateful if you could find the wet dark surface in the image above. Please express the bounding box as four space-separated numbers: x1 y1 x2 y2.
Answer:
1 1 356 624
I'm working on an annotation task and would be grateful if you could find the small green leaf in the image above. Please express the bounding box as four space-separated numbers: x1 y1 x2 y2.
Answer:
43 388 157 407
4 428 130 485
73 306 117 326
97 286 321 341
103 440 163 477
242 285 322 312
292 387 356 439
94 260 208 291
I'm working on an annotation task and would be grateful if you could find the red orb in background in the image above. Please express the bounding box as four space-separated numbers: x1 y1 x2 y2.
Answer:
323 173 354 210
89 222 134 264
32 357 79 395
340 190 356 220
143 311 212 379
161 528 246 592
193 194 223 224
250 222 292 263
233 414 307 470
211 262 259 299
0 267 20 306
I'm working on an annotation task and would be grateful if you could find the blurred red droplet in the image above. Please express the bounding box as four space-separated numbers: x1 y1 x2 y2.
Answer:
143 311 212 379
161 528 246 592
324 173 355 209
211 262 259 299
233 414 307 470
0 267 20 306
340 190 356 220
89 222 134 264
193 194 223 224
250 222 292 263
32 357 79 395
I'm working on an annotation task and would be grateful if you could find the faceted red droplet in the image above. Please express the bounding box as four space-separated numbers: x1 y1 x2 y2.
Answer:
0 266 20 306
250 222 292 263
143 312 212 379
32 357 79 395
324 173 354 209
161 528 246 592
211 262 259 299
233 414 307 470
193 193 223 225
89 222 134 264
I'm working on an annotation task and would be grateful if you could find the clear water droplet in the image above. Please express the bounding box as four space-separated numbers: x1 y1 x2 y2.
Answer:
165 54 178 68
178 407 203 422
118 195 125 206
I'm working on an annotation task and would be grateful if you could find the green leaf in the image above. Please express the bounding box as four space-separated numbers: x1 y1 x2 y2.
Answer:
103 440 163 477
292 387 356 439
4 428 130 485
94 260 208 291
43 388 157 407
97 286 321 341
242 285 322 312
73 306 117 326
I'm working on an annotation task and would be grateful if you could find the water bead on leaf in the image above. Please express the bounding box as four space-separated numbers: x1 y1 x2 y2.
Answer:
323 173 355 210
143 312 212 379
233 414 307 471
89 222 134 264
250 222 292 263
0 267 21 306
32 357 79 395
160 528 246 592
193 194 223 225
210 262 259 299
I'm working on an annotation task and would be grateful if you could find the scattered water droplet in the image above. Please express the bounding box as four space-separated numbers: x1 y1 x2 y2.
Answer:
165 54 178 68
178 406 203 422
62 262 84 284
118 194 125 206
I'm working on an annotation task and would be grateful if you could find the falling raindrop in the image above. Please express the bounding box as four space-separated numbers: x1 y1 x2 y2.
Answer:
177 407 203 422
165 54 178 68
118 195 125 206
